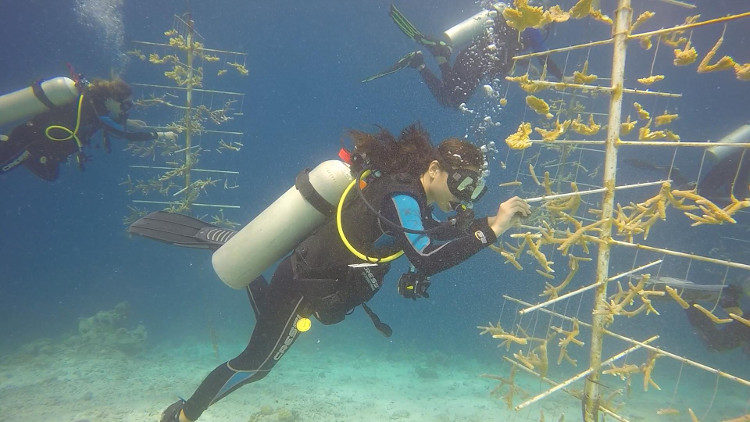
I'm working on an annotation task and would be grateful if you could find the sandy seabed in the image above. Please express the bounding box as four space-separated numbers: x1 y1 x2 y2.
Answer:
1 336 748 422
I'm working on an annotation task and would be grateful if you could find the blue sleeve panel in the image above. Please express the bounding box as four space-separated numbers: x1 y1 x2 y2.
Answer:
392 195 431 252
384 193 498 276
98 116 158 142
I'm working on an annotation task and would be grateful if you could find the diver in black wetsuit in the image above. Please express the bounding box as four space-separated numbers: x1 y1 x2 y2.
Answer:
685 280 749 355
0 78 176 181
412 25 562 110
697 135 750 204
147 124 531 422
375 4 563 109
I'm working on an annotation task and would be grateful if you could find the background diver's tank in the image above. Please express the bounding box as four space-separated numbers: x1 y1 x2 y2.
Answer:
707 123 750 162
212 160 354 289
442 2 507 49
0 77 80 128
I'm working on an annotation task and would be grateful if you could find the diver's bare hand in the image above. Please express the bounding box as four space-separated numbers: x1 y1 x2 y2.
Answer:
489 196 531 236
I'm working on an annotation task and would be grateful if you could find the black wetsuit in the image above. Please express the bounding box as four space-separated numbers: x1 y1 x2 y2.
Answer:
697 147 750 204
180 173 498 420
0 100 157 181
419 23 563 109
686 305 750 355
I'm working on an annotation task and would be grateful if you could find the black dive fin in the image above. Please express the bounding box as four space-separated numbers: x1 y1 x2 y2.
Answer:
128 211 236 250
389 4 425 41
362 51 420 83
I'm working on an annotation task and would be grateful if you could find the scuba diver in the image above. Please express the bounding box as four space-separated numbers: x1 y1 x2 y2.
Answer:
648 276 749 355
697 124 750 204
623 123 750 204
686 279 750 354
129 124 531 422
364 4 564 110
0 76 176 181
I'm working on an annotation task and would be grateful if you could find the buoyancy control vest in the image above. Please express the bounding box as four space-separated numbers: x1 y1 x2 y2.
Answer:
292 172 425 326
294 172 425 279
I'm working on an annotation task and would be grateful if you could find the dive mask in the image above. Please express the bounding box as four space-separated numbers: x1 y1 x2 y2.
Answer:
447 167 487 203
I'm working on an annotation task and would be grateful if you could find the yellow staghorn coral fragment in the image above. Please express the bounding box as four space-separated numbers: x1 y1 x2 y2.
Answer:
228 62 249 76
693 304 732 323
640 36 653 50
535 119 570 142
621 115 636 134
569 0 593 19
126 49 146 61
655 112 678 126
589 9 612 25
665 286 689 309
478 321 528 345
688 408 699 422
506 122 533 150
547 5 570 23
664 130 680 141
641 350 662 391
552 319 584 365
149 53 179 65
490 244 524 270
529 163 541 185
674 41 698 66
730 313 750 328
698 33 736 73
630 11 655 33
637 75 664 85
536 269 555 279
514 339 549 376
724 194 750 216
735 63 750 81
662 35 687 48
502 0 550 32
541 254 590 299
633 102 650 120
573 60 597 84
662 15 698 48
603 363 639 379
526 95 553 119
639 120 666 141
656 408 680 415
526 236 554 273
570 114 600 136
670 189 741 225
506 74 546 93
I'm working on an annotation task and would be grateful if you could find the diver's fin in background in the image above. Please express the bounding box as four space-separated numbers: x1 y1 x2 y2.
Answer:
128 211 236 250
362 51 421 83
389 4 425 42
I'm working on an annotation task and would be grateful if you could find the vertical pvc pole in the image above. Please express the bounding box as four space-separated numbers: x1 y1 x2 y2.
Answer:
583 1 631 421
184 15 195 204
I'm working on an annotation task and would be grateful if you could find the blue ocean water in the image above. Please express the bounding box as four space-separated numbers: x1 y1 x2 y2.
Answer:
1 0 748 421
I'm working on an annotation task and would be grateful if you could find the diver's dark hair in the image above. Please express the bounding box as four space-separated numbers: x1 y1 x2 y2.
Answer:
86 78 132 114
349 123 483 178
437 137 484 171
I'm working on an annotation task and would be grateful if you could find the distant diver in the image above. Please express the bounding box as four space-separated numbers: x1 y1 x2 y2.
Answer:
0 73 176 181
622 123 750 204
129 124 531 422
650 275 750 355
364 3 564 110
697 124 750 204
620 158 693 189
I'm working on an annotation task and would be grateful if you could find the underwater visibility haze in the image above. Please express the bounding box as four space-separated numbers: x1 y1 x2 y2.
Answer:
0 0 749 421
